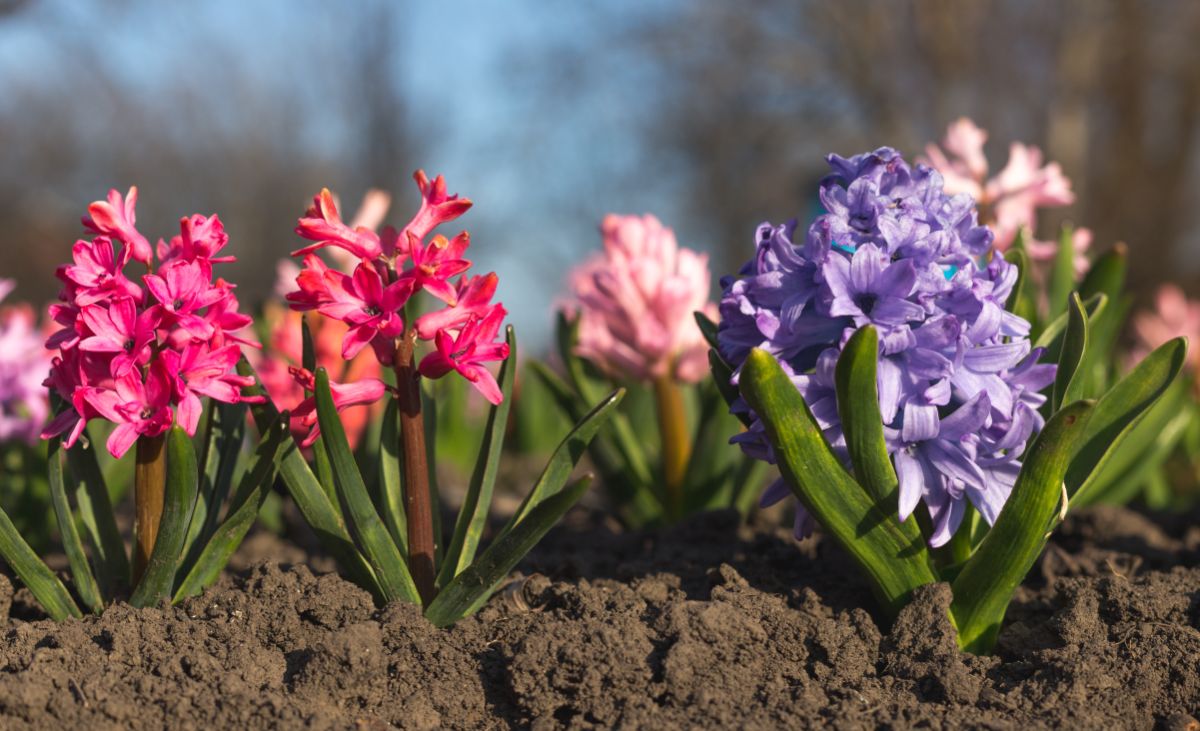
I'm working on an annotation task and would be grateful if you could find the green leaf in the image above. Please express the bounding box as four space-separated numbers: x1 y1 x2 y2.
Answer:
1066 337 1187 501
681 379 745 513
237 356 382 599
554 313 654 487
834 327 898 503
1078 243 1126 303
695 311 720 351
497 389 623 541
1079 391 1190 506
1047 224 1077 322
173 416 287 601
420 382 443 567
439 326 517 585
130 427 200 608
708 349 749 427
378 396 408 555
47 438 104 613
315 368 421 605
1034 293 1105 363
1002 248 1038 327
739 349 936 620
0 502 81 620
950 400 1094 654
1052 292 1091 411
183 401 247 576
65 440 129 593
425 474 592 627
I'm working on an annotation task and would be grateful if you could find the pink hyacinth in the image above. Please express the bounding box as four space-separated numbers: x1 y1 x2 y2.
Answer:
1129 284 1200 381
250 305 384 449
283 171 509 443
42 188 262 458
923 118 1089 272
0 281 53 445
566 214 718 384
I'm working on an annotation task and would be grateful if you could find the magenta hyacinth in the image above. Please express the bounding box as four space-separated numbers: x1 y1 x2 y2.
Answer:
42 189 262 458
566 214 717 384
285 171 509 444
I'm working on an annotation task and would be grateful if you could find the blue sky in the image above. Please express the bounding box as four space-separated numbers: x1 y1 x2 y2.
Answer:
0 0 690 349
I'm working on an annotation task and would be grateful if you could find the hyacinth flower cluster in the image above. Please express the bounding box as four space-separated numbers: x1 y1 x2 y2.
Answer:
243 172 622 623
540 214 764 525
711 147 1187 653
0 189 294 620
0 280 52 446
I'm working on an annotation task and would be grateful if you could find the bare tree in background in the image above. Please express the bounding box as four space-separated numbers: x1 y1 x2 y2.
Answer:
0 0 414 306
551 0 1200 297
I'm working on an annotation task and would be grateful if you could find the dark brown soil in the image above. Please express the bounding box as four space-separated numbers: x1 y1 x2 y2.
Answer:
0 505 1197 730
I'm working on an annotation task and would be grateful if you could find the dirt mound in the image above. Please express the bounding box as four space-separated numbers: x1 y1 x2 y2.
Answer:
0 505 1196 729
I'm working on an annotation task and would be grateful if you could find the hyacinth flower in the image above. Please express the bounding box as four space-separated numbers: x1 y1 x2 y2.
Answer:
710 147 1187 653
0 189 293 621
540 214 763 525
238 171 622 625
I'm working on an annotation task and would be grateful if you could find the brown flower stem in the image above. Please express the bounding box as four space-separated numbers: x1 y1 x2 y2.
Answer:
395 328 436 604
133 433 167 585
653 373 691 520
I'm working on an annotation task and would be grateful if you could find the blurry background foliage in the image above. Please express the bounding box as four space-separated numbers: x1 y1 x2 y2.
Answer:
1 0 1199 350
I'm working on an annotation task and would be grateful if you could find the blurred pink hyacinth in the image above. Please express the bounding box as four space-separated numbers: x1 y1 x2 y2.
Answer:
0 281 52 445
566 214 717 384
923 117 1090 272
1130 284 1200 381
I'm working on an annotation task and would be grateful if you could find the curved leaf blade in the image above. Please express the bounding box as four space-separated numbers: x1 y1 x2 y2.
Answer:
439 326 517 585
315 368 421 605
739 349 936 619
173 416 287 601
47 438 104 613
1066 337 1187 500
425 474 591 628
1052 292 1092 411
0 503 81 620
238 356 381 599
951 400 1094 654
65 440 129 591
497 388 624 541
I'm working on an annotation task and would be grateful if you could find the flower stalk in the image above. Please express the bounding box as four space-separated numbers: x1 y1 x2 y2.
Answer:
395 327 436 603
653 373 690 518
133 430 167 582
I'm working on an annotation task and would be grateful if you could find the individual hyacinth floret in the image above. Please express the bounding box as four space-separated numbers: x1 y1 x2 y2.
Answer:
284 171 509 445
42 188 262 458
718 147 1055 546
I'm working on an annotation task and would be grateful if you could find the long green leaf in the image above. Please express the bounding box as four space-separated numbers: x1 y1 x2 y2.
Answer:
425 474 592 628
496 389 624 541
439 326 517 585
1066 337 1187 500
695 311 720 351
237 357 381 599
555 313 654 487
315 368 421 605
0 503 81 620
420 382 443 566
950 400 1094 654
739 349 936 619
835 327 898 502
1003 247 1038 327
1047 224 1077 322
130 427 200 608
1052 292 1091 411
47 438 104 612
378 396 408 555
1034 292 1105 362
65 440 128 591
173 417 287 601
1078 243 1126 302
183 401 247 575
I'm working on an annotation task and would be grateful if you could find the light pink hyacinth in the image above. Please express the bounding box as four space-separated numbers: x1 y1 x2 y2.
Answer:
567 214 717 384
0 281 52 445
923 118 1089 271
1130 284 1200 380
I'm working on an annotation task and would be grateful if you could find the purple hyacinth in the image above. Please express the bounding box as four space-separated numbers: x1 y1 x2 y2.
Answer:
718 147 1055 547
